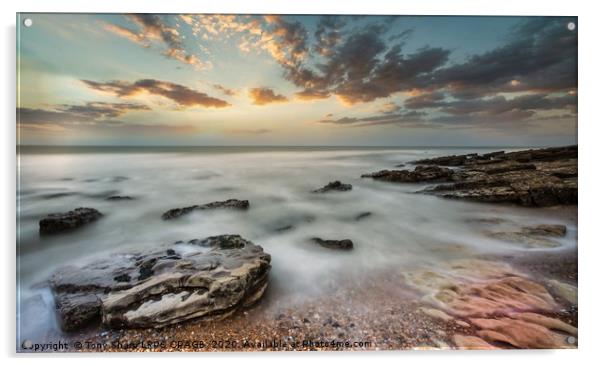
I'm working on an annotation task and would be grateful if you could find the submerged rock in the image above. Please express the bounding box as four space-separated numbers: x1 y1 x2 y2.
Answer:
107 195 134 201
39 208 103 234
364 146 577 207
162 199 249 220
522 224 567 237
270 215 315 233
49 235 271 330
311 237 354 250
312 181 352 193
486 224 567 248
354 212 372 221
40 192 78 200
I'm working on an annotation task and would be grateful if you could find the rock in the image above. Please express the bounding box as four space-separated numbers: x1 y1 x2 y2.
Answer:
162 199 249 220
413 146 576 166
452 334 499 350
366 146 577 207
522 224 567 237
411 154 479 166
107 196 134 201
395 163 405 168
455 320 471 328
419 307 453 322
510 312 577 336
49 235 271 330
311 237 354 250
405 259 577 349
41 192 78 199
354 212 372 221
361 165 454 183
39 208 103 234
548 279 577 304
53 292 102 331
471 314 576 349
270 214 315 233
404 260 557 318
486 224 567 248
312 181 352 193
275 225 294 232
422 146 577 207
487 231 560 249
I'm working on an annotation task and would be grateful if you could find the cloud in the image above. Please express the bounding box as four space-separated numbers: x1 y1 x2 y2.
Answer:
268 20 450 105
436 94 577 116
223 16 575 109
226 128 272 134
17 106 197 136
249 87 288 105
317 110 428 127
101 22 148 46
18 102 149 125
102 14 210 69
318 93 576 129
428 18 577 98
314 16 347 57
404 91 446 109
379 102 402 114
212 84 238 96
294 88 331 101
81 79 231 108
57 102 150 119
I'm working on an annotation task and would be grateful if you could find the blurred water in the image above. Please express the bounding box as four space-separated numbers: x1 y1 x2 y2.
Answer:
16 146 577 340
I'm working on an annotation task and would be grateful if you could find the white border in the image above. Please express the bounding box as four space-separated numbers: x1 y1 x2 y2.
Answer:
3 1 601 365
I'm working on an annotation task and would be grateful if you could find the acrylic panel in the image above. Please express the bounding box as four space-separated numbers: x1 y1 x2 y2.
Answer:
16 13 578 352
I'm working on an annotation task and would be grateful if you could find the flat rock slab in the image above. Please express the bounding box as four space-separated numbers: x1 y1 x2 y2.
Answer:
50 235 271 330
39 207 103 234
312 181 352 193
162 199 249 220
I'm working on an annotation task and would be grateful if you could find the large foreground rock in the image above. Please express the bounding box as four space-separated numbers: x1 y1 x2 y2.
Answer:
50 235 271 330
362 146 577 207
162 199 249 220
39 208 103 234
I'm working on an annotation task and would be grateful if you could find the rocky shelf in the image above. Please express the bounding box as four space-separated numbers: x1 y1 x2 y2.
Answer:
362 145 577 207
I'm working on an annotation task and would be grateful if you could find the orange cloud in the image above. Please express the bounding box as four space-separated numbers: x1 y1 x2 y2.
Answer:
249 87 288 106
82 79 231 108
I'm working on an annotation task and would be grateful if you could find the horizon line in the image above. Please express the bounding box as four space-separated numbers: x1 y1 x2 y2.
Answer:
16 144 576 148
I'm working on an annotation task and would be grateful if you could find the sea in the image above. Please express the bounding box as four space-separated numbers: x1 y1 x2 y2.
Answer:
16 146 578 342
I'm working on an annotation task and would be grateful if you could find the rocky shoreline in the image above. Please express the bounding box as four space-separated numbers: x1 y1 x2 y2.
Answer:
54 242 576 352
29 146 578 351
362 145 577 207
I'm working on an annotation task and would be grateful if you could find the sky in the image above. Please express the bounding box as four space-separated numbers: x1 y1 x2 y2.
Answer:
17 14 577 146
